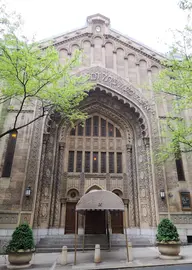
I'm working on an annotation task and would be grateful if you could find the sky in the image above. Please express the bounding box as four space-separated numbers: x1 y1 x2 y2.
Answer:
5 0 189 53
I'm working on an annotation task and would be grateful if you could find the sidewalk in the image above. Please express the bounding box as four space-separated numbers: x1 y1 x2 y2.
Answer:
0 246 192 270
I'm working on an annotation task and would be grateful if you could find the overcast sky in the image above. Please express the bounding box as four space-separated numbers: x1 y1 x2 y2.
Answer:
5 0 188 53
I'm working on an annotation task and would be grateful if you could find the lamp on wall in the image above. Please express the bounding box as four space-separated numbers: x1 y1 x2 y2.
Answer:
160 189 165 200
25 186 31 197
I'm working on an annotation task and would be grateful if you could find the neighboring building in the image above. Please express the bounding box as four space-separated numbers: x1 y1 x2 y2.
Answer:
0 14 191 245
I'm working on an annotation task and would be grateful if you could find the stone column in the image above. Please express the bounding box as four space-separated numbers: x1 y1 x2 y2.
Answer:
53 142 65 228
143 138 156 227
91 44 94 65
147 69 153 100
136 62 140 86
33 133 49 227
124 57 129 80
126 144 135 227
79 173 85 197
131 148 140 227
113 51 117 73
102 44 105 67
60 198 67 233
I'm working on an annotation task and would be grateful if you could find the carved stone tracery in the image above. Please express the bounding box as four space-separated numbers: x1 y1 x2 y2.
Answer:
33 65 165 230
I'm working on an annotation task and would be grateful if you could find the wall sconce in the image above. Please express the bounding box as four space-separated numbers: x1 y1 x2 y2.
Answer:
160 189 165 200
25 186 31 197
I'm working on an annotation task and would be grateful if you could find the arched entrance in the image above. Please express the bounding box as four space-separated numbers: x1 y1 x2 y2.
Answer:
65 189 79 234
111 189 124 233
85 187 106 234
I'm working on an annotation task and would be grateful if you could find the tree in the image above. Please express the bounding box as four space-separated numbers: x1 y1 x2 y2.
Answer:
0 2 92 138
153 0 192 161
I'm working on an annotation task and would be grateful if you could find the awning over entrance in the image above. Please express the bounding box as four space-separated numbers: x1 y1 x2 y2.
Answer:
76 190 124 213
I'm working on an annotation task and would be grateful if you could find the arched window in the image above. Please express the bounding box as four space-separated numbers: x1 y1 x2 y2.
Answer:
67 115 123 174
2 130 17 177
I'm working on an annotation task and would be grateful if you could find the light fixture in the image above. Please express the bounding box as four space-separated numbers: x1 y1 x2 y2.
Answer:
11 130 17 138
93 157 97 161
160 189 165 200
25 186 31 197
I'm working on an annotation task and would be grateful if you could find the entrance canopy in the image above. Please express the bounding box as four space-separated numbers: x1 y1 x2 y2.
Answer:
76 190 124 213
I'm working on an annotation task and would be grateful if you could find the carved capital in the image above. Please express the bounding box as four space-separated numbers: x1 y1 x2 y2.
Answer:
123 199 129 205
143 137 150 147
59 142 66 150
60 198 67 204
43 133 49 144
126 144 132 152
102 44 105 48
113 50 117 54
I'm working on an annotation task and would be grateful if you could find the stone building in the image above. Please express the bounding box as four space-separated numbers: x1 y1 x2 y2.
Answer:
0 14 192 245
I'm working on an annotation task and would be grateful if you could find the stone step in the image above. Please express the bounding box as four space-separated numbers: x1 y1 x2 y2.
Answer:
35 234 152 253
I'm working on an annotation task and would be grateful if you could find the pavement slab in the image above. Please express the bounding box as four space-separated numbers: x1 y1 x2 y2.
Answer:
0 246 192 270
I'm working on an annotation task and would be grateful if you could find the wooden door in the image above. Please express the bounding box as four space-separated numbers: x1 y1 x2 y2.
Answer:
111 211 123 233
65 202 76 234
85 211 106 234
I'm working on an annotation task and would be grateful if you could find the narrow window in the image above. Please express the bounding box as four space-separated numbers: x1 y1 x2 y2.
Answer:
93 152 98 173
70 128 76 136
101 152 106 173
85 118 91 136
116 128 121 138
108 123 114 137
78 123 83 136
175 157 185 181
180 192 191 211
85 151 90 173
2 130 17 177
117 152 122 173
76 151 82 172
109 152 114 173
93 116 99 136
68 151 74 172
101 118 106 137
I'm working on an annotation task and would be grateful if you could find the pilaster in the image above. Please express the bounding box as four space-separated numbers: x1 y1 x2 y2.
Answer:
143 137 156 227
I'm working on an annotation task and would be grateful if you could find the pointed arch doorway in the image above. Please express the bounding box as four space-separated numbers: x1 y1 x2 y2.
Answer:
111 190 124 233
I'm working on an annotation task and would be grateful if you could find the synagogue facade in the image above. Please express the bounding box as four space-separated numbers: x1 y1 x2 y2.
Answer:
0 14 192 244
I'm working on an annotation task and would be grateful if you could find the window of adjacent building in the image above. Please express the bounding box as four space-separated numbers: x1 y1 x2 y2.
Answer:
68 151 74 172
108 123 114 137
180 192 191 211
85 118 91 136
70 128 76 136
101 118 106 136
109 152 114 173
101 152 106 173
117 152 122 173
116 128 121 138
93 152 98 173
93 116 99 136
2 131 18 178
85 151 90 172
175 157 185 181
70 116 121 138
78 123 83 136
68 115 123 174
76 151 82 172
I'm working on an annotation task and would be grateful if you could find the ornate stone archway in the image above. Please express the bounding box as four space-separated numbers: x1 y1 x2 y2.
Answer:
33 67 167 233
